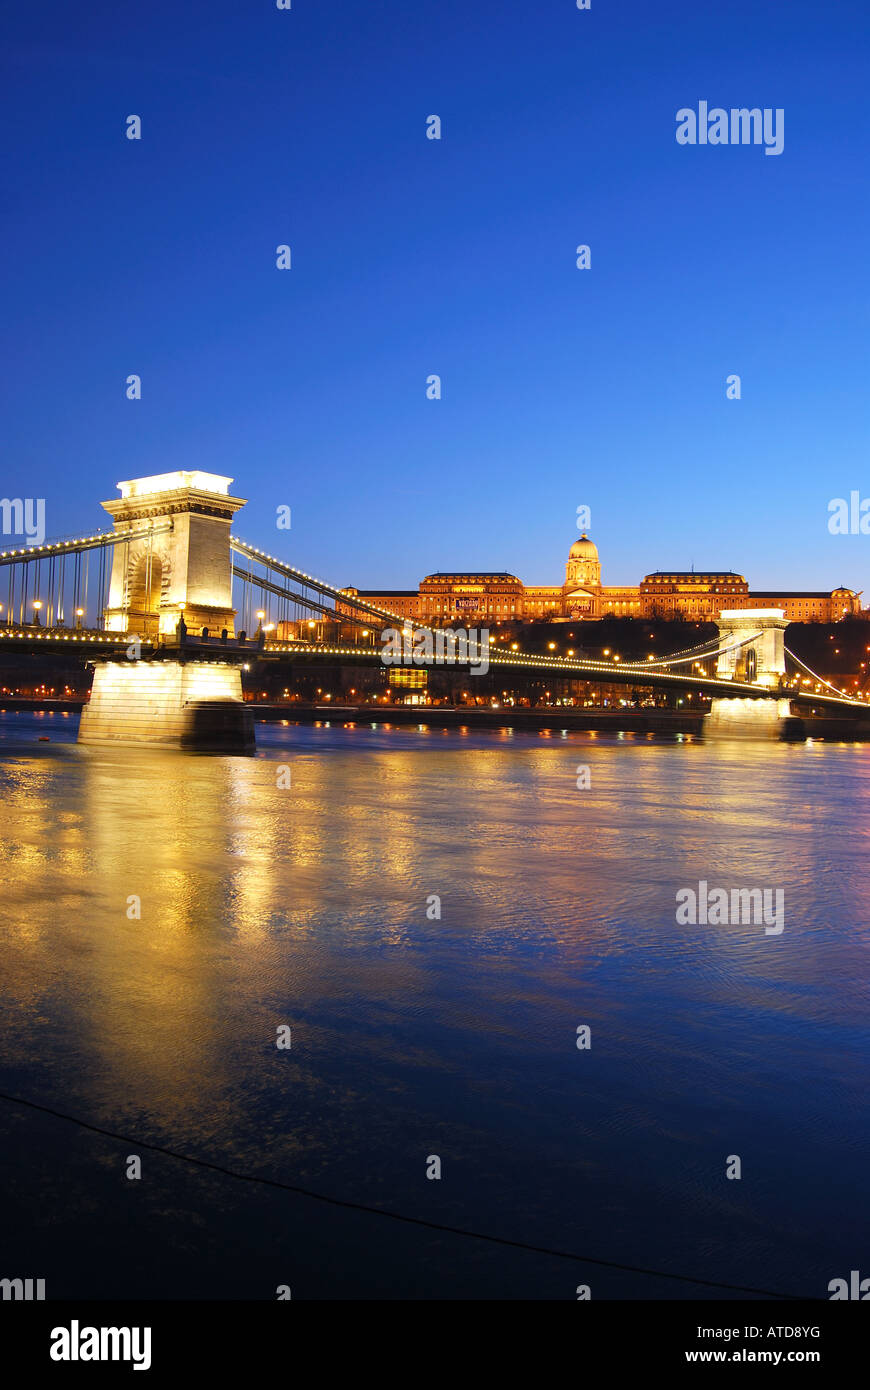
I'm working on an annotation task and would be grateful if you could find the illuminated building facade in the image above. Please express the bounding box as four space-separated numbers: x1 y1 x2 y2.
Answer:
337 533 862 625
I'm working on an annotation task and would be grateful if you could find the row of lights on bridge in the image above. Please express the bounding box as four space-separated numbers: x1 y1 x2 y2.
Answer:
0 524 164 560
1 601 87 625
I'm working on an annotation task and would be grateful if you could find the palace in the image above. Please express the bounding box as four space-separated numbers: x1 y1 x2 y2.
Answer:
338 533 862 625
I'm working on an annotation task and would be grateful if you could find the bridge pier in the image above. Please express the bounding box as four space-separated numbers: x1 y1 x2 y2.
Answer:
705 609 793 740
705 696 794 740
78 658 254 753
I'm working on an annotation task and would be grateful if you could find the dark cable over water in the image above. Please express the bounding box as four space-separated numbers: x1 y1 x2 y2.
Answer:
0 1088 810 1300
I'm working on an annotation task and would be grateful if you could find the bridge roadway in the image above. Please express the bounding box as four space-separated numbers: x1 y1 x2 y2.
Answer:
1 626 866 715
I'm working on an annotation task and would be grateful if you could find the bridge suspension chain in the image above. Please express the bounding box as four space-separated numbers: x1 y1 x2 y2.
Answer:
231 565 358 627
783 645 859 701
640 631 763 671
230 537 451 633
639 636 722 666
0 522 172 566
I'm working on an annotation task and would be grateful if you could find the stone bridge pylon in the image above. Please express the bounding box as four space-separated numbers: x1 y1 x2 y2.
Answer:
706 608 792 739
102 470 246 637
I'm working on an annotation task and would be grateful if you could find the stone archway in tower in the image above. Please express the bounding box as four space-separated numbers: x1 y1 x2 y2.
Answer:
745 648 757 682
127 553 164 636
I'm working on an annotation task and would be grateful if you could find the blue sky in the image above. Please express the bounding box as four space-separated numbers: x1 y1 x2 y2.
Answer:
2 0 868 595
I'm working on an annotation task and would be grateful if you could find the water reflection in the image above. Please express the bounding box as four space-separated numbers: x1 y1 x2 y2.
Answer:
0 714 868 1299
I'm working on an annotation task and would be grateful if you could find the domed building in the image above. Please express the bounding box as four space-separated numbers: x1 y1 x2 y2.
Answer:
335 528 862 626
522 532 624 619
528 531 638 620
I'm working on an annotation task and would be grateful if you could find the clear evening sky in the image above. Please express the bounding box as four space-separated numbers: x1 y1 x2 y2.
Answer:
2 0 868 593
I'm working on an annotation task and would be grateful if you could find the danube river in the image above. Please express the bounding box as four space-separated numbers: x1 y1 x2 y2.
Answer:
0 711 867 1300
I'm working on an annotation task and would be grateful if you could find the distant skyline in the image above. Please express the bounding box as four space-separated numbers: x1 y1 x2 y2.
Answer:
2 0 868 595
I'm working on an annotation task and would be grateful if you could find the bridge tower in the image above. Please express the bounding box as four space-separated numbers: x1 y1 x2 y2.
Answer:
706 608 792 738
78 471 253 751
101 471 246 638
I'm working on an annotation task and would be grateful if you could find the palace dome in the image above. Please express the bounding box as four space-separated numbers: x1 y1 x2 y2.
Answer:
569 533 598 560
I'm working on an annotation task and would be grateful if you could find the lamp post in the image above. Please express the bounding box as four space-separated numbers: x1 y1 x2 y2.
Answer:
32 599 43 627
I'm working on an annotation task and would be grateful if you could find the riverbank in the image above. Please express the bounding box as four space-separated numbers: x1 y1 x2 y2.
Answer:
253 702 706 734
252 702 870 740
6 697 870 740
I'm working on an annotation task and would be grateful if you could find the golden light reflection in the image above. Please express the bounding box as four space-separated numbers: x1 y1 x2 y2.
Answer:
3 728 870 1158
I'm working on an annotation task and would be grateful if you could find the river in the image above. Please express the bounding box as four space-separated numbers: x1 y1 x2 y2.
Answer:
0 711 867 1299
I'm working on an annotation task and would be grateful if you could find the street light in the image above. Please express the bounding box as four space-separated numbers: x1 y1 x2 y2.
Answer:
32 600 43 626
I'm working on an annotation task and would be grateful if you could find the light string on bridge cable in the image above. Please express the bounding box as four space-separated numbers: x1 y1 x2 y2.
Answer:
231 536 470 637
642 644 718 667
642 631 763 669
641 633 748 666
0 523 173 564
784 645 860 700
0 1088 810 1300
231 566 339 622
